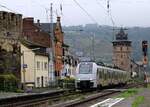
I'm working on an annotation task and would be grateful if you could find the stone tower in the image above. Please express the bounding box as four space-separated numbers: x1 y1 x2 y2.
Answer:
112 28 132 71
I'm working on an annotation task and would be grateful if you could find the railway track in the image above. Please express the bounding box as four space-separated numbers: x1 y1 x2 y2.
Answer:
0 89 72 107
0 82 145 107
50 82 145 107
50 89 121 107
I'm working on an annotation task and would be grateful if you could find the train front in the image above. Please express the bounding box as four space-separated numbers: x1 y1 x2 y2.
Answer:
75 62 97 90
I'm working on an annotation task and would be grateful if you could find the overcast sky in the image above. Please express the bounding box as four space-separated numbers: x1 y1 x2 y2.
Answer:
0 0 150 27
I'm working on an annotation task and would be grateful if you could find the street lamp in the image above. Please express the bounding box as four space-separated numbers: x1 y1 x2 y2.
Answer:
22 48 40 91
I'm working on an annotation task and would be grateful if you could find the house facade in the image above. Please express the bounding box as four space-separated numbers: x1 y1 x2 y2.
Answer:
22 17 54 83
54 17 64 77
21 41 49 88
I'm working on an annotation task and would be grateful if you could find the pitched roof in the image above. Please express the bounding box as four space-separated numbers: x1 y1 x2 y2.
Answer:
20 38 47 48
21 39 49 56
23 18 51 48
35 23 57 33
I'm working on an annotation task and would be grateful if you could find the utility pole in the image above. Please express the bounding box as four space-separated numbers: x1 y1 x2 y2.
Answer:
91 33 95 61
49 3 55 82
22 51 26 91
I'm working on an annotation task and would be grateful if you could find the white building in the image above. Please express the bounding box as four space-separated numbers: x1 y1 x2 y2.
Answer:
21 40 52 88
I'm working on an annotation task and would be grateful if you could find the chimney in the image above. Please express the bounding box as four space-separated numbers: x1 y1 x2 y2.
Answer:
57 16 61 22
37 19 41 27
23 17 34 24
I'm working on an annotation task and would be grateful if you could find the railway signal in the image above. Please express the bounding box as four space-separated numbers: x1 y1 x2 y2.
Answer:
142 40 148 65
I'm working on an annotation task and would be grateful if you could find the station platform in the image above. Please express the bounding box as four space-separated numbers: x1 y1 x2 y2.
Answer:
0 88 66 100
113 88 150 107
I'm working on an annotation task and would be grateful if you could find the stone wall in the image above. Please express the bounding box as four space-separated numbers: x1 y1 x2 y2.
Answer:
0 11 22 80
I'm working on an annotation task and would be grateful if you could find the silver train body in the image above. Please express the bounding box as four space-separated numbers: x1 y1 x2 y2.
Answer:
75 62 130 89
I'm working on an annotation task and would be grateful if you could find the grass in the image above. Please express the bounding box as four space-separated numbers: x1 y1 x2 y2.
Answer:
132 96 144 107
118 88 138 98
80 96 85 100
147 84 150 88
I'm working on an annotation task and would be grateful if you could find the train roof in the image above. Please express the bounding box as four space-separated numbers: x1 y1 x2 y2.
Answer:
97 65 127 73
78 61 127 73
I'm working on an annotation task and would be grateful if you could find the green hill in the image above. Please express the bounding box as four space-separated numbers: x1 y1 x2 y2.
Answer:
63 24 150 63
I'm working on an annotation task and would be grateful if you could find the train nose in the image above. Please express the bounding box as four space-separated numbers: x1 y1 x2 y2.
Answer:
77 80 94 89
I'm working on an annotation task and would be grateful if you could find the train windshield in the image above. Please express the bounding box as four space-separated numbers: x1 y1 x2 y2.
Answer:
79 63 93 74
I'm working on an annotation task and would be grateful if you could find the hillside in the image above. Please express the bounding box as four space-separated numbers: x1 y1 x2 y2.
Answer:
62 24 150 63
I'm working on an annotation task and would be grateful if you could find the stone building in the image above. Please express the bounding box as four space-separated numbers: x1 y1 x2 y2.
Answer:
0 11 22 79
112 28 132 71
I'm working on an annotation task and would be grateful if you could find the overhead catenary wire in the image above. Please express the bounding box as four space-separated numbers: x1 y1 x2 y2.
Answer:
0 3 20 14
30 0 51 22
29 0 73 25
72 0 98 24
96 0 107 12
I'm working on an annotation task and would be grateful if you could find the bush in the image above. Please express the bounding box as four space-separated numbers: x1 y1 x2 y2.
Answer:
58 77 75 89
0 73 19 92
15 89 24 93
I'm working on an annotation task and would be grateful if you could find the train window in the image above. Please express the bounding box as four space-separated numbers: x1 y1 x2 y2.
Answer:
98 69 101 78
112 71 114 79
110 71 112 79
96 70 99 78
104 70 107 80
79 63 92 74
101 69 105 79
115 72 117 79
100 69 102 78
97 69 101 78
108 70 110 78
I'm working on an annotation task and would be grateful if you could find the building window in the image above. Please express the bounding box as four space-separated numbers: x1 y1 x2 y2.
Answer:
3 12 6 20
121 54 123 58
41 62 43 70
44 62 48 70
37 77 40 87
121 62 123 65
120 47 122 51
45 77 48 86
37 61 40 70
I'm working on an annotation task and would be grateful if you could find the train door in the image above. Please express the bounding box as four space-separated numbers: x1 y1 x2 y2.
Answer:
109 70 112 85
101 69 105 86
96 69 100 86
41 76 44 87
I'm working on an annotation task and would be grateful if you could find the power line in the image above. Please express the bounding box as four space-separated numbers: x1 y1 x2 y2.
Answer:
72 0 98 24
30 0 63 21
30 0 51 21
96 0 107 12
0 4 20 14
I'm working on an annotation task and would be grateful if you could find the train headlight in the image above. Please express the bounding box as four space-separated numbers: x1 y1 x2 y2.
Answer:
90 78 93 81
